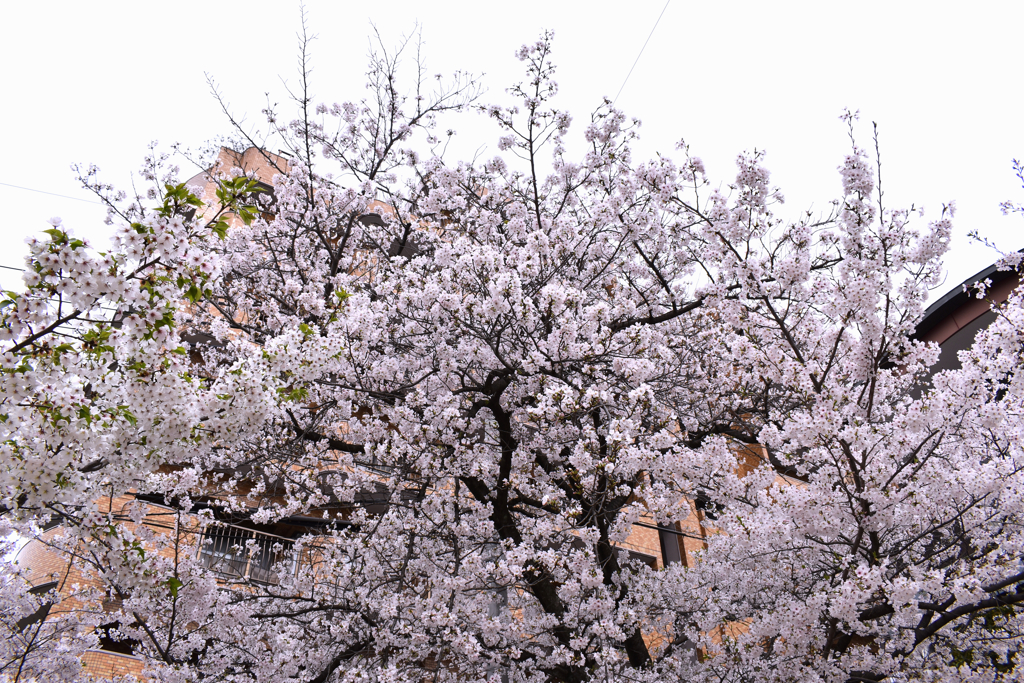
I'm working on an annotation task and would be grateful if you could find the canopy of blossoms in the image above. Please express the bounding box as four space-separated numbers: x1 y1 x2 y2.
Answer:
1 30 1022 683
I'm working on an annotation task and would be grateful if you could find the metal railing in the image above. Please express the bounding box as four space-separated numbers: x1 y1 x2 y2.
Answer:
198 523 296 585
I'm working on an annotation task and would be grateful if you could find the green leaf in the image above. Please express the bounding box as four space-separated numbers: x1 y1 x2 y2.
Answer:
237 205 258 226
277 385 309 403
166 576 183 598
120 407 138 427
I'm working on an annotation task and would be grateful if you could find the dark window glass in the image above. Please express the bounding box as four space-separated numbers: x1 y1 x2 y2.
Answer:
97 622 139 656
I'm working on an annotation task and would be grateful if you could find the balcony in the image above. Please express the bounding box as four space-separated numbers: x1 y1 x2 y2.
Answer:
198 523 296 585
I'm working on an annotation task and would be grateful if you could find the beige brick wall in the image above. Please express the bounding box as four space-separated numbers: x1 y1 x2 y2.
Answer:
81 649 145 680
16 528 71 587
622 515 665 568
187 146 289 212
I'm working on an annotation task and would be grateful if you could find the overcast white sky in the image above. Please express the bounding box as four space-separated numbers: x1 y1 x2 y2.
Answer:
2 0 1021 299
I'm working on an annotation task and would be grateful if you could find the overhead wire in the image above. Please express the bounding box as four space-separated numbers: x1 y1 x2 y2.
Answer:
0 181 103 205
613 0 672 106
632 520 706 541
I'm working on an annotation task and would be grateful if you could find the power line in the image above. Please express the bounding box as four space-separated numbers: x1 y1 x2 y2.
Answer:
613 0 671 106
632 520 706 541
0 181 103 205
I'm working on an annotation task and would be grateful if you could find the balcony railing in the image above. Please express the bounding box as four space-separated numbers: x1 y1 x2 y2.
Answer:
198 523 296 585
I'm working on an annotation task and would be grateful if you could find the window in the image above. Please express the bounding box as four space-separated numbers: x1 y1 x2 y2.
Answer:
694 490 724 520
199 524 296 585
245 182 277 223
96 621 140 656
16 581 57 631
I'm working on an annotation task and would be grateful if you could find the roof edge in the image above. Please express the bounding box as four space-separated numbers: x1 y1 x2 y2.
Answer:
914 254 1021 340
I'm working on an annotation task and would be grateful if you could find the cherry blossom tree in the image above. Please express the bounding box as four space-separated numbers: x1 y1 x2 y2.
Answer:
2 28 1023 683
